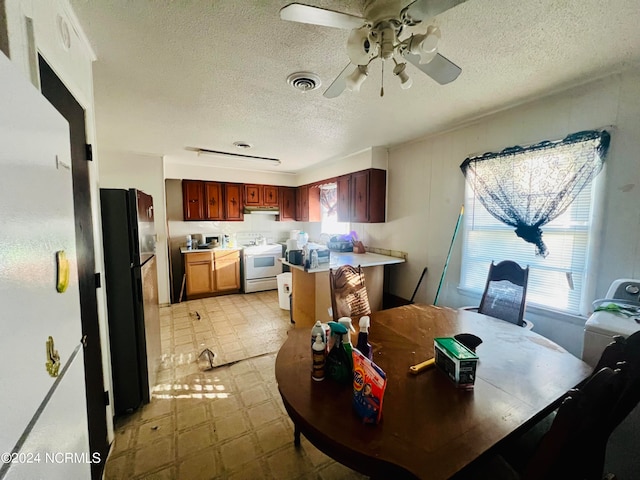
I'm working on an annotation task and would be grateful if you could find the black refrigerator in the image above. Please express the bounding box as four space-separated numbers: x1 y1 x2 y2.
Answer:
100 188 161 416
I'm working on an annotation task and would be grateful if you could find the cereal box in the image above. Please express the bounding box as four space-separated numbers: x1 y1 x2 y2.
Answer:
352 348 387 424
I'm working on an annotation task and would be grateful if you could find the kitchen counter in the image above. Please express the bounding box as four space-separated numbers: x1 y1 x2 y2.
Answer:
180 246 241 254
281 251 404 272
283 251 405 329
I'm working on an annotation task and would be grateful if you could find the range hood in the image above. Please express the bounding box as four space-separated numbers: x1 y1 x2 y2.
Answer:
243 206 280 215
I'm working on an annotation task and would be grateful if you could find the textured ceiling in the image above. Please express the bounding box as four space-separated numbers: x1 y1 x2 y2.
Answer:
69 0 640 173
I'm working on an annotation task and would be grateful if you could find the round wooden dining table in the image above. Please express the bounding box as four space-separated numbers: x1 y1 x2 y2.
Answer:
275 304 592 479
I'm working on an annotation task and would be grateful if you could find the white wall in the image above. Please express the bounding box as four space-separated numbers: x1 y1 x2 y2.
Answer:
371 69 640 356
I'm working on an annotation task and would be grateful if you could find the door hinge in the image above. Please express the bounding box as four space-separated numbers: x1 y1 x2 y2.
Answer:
104 391 110 406
94 272 101 288
85 144 93 161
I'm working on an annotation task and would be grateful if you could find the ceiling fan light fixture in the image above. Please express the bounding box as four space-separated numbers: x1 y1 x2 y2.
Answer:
393 61 413 89
347 26 377 64
345 65 368 92
409 25 441 64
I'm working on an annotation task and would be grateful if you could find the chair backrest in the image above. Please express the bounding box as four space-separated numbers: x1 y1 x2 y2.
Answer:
594 330 640 433
522 366 625 480
478 260 529 327
329 265 371 321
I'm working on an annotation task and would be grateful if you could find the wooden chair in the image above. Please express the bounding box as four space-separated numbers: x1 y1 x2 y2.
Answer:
328 265 371 321
478 260 531 328
455 366 626 480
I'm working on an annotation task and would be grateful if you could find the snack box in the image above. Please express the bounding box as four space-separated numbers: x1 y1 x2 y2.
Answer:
352 348 386 424
434 337 478 389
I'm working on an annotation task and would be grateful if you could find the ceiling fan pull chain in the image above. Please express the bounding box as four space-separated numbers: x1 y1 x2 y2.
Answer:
380 60 385 97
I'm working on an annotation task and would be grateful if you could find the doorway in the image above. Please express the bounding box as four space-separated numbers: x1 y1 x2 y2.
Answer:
38 55 109 479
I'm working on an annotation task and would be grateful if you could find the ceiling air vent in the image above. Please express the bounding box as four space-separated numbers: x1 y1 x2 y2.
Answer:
287 72 321 92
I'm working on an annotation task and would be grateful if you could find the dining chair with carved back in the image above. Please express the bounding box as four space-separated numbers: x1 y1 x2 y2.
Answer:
329 264 371 321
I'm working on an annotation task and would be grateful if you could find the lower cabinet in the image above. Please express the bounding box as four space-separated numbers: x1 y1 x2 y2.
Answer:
184 250 241 298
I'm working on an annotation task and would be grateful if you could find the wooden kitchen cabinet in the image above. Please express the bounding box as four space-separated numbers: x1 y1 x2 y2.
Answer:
183 180 244 221
263 185 279 206
278 187 296 221
213 250 241 291
204 181 224 220
185 251 214 296
244 184 262 206
184 249 240 298
224 183 244 221
183 180 204 220
245 184 279 207
336 174 351 222
337 169 386 223
296 184 321 222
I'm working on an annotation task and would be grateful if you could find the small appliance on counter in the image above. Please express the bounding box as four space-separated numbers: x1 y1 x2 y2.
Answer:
287 249 304 265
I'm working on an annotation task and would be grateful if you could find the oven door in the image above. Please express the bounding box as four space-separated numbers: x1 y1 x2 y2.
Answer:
244 253 282 280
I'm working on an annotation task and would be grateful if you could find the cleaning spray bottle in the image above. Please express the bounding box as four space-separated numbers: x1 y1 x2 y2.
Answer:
311 320 326 348
356 315 372 360
338 317 355 369
326 321 351 384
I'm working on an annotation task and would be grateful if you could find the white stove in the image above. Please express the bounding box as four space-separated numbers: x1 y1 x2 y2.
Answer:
243 243 283 293
581 278 640 366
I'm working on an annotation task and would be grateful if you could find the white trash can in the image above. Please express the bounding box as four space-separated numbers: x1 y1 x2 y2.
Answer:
277 272 292 310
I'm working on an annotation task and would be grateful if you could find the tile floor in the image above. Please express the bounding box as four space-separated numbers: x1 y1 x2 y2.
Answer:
104 291 367 480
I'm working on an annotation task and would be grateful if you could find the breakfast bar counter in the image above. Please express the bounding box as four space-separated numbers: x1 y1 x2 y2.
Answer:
282 251 404 328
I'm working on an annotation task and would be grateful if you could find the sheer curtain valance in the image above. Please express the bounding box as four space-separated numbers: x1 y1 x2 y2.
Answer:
460 130 610 257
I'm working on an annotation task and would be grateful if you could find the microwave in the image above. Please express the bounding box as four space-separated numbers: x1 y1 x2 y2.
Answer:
204 234 220 247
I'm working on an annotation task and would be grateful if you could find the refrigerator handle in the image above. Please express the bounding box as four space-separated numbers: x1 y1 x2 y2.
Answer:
137 275 143 302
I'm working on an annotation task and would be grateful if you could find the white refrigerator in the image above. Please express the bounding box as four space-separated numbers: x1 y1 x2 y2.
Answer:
0 52 91 478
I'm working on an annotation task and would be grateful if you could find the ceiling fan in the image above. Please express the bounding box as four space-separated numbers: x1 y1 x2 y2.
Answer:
280 0 467 97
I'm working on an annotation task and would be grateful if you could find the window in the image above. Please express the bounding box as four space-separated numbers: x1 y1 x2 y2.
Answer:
320 183 350 235
460 165 602 317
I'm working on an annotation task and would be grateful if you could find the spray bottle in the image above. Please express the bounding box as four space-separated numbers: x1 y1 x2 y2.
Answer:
326 321 351 384
356 315 372 360
310 320 326 348
338 317 355 369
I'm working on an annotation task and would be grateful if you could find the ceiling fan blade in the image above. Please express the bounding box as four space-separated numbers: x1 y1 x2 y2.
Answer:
403 0 468 23
323 63 356 98
280 3 364 30
404 52 461 85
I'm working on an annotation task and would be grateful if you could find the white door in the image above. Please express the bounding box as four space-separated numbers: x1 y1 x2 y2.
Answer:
0 52 91 478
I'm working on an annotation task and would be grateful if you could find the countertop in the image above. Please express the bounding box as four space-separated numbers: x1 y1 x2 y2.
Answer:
281 251 404 273
180 246 241 254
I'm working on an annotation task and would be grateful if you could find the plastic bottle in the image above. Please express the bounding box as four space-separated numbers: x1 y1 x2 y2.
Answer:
186 235 192 250
338 317 355 370
311 320 326 348
312 334 326 381
311 249 319 269
356 315 372 360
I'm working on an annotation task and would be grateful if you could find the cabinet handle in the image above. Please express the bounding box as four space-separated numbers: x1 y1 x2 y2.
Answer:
210 198 216 205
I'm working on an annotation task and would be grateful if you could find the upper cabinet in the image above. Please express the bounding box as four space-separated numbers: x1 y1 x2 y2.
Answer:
296 184 321 222
182 180 244 221
183 180 204 220
182 169 385 223
204 181 224 220
224 183 244 221
244 184 279 207
279 187 296 221
337 169 386 223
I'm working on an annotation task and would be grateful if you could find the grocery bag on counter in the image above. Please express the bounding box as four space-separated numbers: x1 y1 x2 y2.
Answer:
352 348 387 424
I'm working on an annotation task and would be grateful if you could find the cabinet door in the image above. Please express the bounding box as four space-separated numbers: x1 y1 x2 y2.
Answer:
350 171 370 223
336 175 351 222
185 253 214 296
244 184 262 206
204 182 224 220
224 183 244 221
367 169 387 223
279 187 296 221
296 185 309 221
263 185 279 206
214 250 240 291
182 180 204 220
